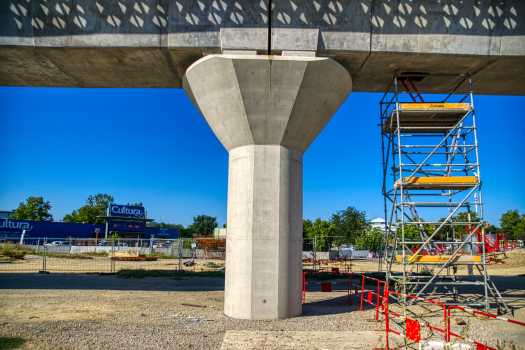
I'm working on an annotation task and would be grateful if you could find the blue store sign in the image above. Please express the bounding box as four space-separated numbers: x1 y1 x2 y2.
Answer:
109 204 145 218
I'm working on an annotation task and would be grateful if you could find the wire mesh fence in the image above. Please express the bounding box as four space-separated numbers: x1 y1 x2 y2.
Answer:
302 236 385 274
0 238 225 274
1 236 385 274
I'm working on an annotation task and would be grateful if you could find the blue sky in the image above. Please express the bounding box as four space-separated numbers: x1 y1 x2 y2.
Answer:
0 87 523 227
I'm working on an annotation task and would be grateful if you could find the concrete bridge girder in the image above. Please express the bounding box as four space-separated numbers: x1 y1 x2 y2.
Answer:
0 0 524 94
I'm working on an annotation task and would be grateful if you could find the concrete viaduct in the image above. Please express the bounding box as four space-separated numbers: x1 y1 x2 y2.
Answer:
2 1 524 320
1 0 524 94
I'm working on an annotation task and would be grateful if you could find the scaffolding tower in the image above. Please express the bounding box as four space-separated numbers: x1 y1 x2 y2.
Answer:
380 73 509 313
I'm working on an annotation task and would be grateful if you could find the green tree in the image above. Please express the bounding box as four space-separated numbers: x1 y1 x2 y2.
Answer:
126 202 143 207
63 193 115 224
191 215 218 236
500 210 525 239
356 228 383 251
12 196 53 221
329 206 368 244
438 211 480 239
486 224 500 234
401 223 433 250
303 218 336 251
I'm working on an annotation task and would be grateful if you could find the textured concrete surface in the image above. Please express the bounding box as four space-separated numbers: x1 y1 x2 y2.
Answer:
1 0 524 94
183 55 351 319
225 145 303 320
220 330 403 349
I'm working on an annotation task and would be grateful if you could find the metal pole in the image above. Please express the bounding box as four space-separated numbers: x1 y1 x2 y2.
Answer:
179 238 182 272
105 207 109 240
111 238 115 273
42 238 47 273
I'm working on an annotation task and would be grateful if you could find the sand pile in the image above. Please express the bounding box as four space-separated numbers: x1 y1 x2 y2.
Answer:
497 248 525 268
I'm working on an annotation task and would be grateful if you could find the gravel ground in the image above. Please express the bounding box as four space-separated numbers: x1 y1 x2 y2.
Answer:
1 266 524 350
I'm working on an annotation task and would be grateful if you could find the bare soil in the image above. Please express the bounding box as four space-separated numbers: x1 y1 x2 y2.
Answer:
0 259 524 349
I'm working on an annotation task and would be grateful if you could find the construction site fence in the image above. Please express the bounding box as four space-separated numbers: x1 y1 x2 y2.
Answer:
382 290 525 349
0 238 225 274
302 270 387 323
301 270 525 349
303 256 384 274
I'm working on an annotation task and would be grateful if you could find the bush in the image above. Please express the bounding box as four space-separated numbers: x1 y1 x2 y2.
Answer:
81 251 109 257
1 244 38 256
146 252 175 259
0 336 26 350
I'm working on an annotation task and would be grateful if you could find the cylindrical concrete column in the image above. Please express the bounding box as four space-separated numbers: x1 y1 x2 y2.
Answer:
183 54 352 319
225 145 303 319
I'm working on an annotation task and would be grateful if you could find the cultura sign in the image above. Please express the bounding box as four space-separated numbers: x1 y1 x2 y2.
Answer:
0 220 33 231
109 204 145 218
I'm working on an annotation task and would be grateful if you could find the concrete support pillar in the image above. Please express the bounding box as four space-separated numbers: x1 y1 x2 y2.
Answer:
183 54 352 319
225 145 303 319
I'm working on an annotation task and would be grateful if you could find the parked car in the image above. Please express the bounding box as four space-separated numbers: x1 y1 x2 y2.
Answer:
117 243 128 247
46 241 76 246
341 244 355 251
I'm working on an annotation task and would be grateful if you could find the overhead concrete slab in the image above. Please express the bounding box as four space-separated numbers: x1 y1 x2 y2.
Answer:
1 0 524 94
220 330 403 350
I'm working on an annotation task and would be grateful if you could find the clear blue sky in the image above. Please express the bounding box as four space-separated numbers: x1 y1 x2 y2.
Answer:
0 87 523 227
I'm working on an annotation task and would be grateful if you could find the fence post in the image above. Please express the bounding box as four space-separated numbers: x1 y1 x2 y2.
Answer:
41 238 47 273
360 275 365 311
111 238 115 273
179 238 182 272
376 280 380 321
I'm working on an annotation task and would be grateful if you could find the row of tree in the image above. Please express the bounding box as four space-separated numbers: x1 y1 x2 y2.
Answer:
8 194 220 238
8 196 525 245
303 207 525 251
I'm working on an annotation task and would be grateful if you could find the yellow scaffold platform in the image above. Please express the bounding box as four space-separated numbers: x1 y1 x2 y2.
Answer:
395 176 477 190
397 254 481 264
382 103 470 134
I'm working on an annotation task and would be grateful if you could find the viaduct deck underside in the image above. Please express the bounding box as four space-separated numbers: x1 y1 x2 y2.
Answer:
1 0 524 94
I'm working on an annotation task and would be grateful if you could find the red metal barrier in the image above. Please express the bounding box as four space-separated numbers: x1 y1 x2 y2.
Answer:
447 305 525 349
384 291 448 348
359 275 389 322
302 271 351 303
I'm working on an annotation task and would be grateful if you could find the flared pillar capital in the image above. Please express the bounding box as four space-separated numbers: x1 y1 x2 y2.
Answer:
183 54 352 153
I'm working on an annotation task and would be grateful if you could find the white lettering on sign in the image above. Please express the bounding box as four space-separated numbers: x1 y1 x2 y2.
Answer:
0 220 33 231
110 205 144 218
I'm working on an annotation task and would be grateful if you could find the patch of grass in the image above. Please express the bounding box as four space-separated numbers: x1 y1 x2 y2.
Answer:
206 262 224 269
145 252 174 259
116 269 224 279
0 336 26 350
1 244 39 256
46 253 93 259
0 257 17 263
81 251 109 257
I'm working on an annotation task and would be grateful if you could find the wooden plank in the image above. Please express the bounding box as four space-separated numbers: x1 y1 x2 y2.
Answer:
400 103 470 110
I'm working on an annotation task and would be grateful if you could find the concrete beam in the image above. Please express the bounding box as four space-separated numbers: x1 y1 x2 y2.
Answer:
0 0 524 94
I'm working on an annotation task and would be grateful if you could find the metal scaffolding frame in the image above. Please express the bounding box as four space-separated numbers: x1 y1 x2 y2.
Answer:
379 73 509 314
